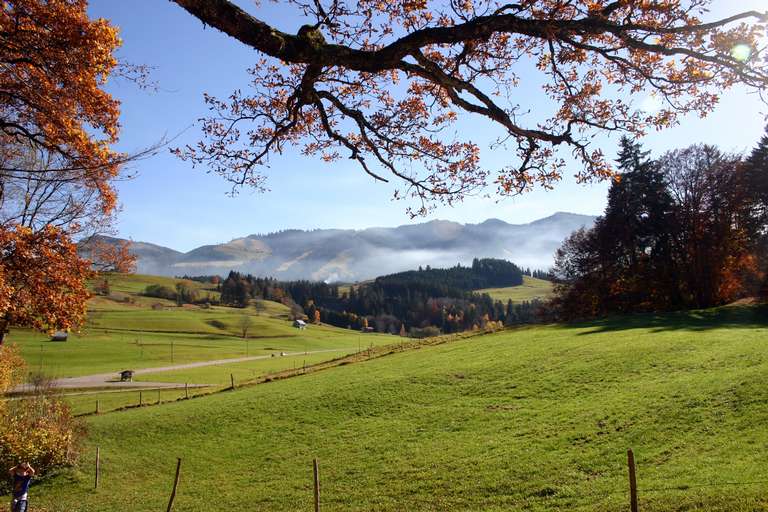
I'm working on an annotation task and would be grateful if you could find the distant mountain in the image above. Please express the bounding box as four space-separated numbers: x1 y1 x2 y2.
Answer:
93 212 596 282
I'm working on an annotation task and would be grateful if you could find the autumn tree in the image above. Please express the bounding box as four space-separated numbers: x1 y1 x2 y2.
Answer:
553 131 768 319
0 1 142 340
661 144 760 306
0 345 83 487
172 0 767 213
253 299 266 316
0 226 91 343
0 0 130 205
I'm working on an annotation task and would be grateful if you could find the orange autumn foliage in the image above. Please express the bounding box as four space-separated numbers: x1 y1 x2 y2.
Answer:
0 225 92 340
0 0 124 213
0 346 82 481
0 344 24 396
173 0 768 214
0 1 129 338
84 237 138 274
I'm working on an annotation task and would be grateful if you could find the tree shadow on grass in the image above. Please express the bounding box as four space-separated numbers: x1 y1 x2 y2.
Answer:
566 304 768 336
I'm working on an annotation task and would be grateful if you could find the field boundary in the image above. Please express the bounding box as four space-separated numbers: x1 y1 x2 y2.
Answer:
73 328 497 417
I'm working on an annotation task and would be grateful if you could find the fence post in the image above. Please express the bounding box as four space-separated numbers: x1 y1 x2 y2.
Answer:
94 446 100 489
313 458 320 512
166 458 182 512
158 389 161 404
627 449 639 512
185 383 189 399
230 373 235 389
95 400 100 415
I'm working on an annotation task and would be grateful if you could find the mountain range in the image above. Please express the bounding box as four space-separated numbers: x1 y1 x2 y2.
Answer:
96 212 596 282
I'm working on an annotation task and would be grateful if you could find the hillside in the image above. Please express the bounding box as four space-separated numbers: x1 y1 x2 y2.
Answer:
477 276 554 302
9 273 393 411
89 212 596 281
30 304 768 511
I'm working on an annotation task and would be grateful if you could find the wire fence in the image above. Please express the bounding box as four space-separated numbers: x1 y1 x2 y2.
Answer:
84 448 768 511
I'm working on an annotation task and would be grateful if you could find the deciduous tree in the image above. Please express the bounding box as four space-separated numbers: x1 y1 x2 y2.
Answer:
172 0 768 214
553 132 768 319
0 226 91 343
0 0 140 340
239 314 253 338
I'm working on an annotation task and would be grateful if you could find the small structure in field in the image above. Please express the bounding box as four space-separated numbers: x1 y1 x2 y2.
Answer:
293 319 307 329
50 331 68 342
119 370 134 382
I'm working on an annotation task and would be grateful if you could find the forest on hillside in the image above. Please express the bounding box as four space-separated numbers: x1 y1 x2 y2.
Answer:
208 259 544 335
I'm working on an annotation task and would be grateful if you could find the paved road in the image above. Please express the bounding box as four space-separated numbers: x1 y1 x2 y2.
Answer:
11 348 348 393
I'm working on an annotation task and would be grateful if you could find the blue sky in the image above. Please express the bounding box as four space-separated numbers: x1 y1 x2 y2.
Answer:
90 0 768 252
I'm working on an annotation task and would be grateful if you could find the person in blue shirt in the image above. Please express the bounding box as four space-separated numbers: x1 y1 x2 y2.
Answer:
8 462 35 512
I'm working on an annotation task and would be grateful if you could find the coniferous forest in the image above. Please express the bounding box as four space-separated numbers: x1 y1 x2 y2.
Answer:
215 259 543 334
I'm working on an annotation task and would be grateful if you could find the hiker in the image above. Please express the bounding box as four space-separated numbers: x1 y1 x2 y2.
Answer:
8 462 35 512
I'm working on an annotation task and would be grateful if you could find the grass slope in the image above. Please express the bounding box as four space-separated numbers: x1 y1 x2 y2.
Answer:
9 273 392 380
30 305 768 511
476 275 553 302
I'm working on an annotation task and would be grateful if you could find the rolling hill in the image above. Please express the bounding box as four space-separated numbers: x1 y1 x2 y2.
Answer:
477 276 554 302
86 212 595 281
28 304 768 511
9 273 394 413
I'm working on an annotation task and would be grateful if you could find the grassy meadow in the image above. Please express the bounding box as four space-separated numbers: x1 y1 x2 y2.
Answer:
9 273 390 378
476 275 554 302
24 302 768 511
6 273 392 418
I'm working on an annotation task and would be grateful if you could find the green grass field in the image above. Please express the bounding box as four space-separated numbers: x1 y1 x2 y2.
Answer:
26 303 768 511
8 273 392 383
476 275 554 302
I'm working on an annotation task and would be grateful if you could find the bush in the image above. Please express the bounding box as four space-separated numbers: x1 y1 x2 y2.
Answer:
0 348 83 493
207 319 227 330
143 284 177 301
409 326 442 339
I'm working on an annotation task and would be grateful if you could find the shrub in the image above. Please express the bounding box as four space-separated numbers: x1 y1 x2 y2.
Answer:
0 348 83 492
409 326 442 339
207 319 227 330
143 284 177 301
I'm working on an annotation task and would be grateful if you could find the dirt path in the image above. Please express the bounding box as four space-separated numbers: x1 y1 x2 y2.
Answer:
12 348 349 393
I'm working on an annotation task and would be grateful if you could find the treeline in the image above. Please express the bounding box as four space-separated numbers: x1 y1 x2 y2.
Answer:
315 259 528 333
215 259 542 335
143 283 218 306
219 273 339 309
382 258 524 294
317 295 543 334
552 131 768 319
176 274 221 284
524 268 551 281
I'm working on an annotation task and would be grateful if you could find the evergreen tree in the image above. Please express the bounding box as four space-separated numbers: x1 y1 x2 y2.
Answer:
600 136 676 310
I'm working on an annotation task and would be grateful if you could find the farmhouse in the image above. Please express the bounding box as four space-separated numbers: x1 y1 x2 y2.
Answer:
293 319 307 329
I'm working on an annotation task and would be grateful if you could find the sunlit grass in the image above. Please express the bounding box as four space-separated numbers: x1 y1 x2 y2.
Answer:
30 305 768 511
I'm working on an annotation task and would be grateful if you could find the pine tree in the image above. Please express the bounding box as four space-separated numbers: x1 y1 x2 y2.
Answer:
600 136 676 310
743 124 768 298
